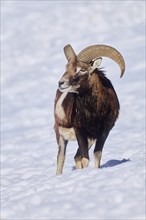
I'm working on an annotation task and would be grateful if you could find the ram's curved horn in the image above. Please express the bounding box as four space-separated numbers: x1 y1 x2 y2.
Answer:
77 45 125 77
64 44 76 61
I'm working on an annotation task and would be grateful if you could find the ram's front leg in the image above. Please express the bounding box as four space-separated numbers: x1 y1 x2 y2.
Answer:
56 135 68 175
74 148 82 169
74 138 93 169
75 128 89 168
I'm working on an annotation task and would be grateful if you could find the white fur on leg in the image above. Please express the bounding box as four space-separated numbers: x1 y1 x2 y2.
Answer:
94 151 102 168
56 136 66 175
56 155 65 175
81 157 89 168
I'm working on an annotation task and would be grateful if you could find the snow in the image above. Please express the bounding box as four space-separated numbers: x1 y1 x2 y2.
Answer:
1 1 145 219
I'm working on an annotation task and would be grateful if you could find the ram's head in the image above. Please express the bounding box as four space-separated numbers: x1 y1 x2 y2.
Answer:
58 44 125 93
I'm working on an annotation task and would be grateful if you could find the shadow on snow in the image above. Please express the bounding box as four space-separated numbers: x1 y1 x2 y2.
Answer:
101 158 130 168
72 158 130 171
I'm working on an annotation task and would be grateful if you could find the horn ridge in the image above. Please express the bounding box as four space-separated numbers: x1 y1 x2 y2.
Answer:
64 44 76 61
77 45 125 77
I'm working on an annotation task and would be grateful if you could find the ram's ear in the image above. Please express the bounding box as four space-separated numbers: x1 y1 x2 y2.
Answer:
92 57 102 69
89 57 102 75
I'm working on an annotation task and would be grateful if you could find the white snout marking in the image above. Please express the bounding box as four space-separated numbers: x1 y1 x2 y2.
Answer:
59 77 69 91
55 92 68 121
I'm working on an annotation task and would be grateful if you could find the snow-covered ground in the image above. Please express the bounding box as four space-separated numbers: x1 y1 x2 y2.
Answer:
1 1 145 219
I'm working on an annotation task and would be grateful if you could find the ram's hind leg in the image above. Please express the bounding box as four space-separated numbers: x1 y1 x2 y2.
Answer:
56 135 68 175
94 130 110 168
94 150 102 168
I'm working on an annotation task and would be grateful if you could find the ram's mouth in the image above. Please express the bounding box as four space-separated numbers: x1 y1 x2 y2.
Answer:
70 85 80 93
59 85 80 93
59 86 70 93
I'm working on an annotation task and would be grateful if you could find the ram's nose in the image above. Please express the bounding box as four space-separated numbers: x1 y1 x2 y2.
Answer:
58 81 64 87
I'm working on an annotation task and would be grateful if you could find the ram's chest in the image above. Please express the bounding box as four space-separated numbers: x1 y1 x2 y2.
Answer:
55 91 74 126
55 92 67 122
75 96 97 120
